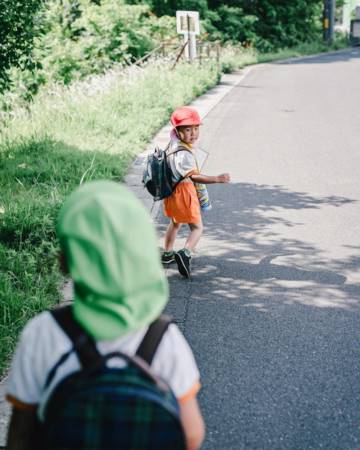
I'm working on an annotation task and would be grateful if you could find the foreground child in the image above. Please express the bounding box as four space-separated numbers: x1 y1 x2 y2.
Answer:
6 181 205 450
162 106 230 278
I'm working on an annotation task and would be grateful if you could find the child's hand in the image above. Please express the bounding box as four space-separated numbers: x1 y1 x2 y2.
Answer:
217 173 230 183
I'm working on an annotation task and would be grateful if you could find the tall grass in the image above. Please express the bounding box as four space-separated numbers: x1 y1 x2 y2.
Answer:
1 61 220 152
0 139 129 372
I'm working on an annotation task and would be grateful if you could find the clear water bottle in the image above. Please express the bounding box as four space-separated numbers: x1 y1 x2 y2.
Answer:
195 183 212 211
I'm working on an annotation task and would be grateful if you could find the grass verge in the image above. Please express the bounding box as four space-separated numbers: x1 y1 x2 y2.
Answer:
219 38 349 73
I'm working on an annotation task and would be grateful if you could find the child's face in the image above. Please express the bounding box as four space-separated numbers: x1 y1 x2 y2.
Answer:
177 125 199 145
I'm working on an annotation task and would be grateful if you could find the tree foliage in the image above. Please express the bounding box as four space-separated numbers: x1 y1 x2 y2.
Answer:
52 0 178 82
40 0 166 83
0 0 45 92
242 0 323 50
132 0 324 51
1 0 325 95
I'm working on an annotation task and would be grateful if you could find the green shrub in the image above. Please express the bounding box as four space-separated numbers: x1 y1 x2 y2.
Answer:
37 0 177 84
0 0 45 92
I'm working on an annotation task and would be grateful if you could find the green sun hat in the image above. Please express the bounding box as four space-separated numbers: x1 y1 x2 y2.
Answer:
56 180 168 340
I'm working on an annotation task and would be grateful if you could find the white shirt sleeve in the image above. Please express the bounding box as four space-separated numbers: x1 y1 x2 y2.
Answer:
151 324 200 400
7 317 45 406
173 150 197 178
6 312 73 407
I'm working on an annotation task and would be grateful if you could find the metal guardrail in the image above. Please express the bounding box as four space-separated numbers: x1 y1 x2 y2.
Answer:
197 41 221 64
132 37 222 70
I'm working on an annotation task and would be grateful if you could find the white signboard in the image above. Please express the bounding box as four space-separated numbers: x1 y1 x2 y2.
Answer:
176 11 200 35
353 21 360 37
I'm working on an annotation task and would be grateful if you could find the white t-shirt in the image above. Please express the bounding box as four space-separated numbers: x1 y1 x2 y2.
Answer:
167 140 197 183
6 311 200 420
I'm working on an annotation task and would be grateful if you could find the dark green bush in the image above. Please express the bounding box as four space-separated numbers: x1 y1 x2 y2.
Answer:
0 0 45 92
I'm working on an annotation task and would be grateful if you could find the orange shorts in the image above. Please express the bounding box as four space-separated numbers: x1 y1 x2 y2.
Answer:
164 181 201 224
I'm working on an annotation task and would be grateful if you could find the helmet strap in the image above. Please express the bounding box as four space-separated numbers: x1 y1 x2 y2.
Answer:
174 127 183 140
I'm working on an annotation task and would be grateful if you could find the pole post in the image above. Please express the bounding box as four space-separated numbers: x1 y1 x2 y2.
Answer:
329 0 335 43
324 0 335 43
187 14 193 60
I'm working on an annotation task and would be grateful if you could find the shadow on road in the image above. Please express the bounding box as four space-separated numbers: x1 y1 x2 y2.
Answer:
156 182 360 450
157 181 359 314
159 183 360 450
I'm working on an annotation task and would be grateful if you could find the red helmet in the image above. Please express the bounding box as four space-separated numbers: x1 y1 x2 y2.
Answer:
170 106 201 128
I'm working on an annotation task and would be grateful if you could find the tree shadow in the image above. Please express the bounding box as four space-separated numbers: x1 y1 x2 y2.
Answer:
157 182 359 314
157 182 360 449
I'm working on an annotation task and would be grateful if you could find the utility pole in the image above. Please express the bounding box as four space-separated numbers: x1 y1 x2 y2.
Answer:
324 0 335 43
187 14 193 60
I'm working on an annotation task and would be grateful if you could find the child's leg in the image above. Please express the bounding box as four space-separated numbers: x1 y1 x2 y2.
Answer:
184 218 203 252
164 219 182 252
175 218 203 278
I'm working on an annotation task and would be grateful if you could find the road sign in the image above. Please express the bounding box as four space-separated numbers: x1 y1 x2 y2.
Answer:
176 11 200 35
176 11 200 61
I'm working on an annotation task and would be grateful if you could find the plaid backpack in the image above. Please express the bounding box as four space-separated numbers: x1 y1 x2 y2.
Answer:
39 305 186 450
142 144 190 201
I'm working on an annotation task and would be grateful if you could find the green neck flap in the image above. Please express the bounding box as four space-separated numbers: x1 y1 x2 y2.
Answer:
56 180 168 340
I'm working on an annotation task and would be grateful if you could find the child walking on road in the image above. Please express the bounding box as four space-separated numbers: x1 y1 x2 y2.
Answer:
162 106 230 278
6 181 205 450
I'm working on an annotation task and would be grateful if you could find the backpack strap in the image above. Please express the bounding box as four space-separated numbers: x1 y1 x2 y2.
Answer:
50 307 171 375
136 314 172 365
166 144 194 193
166 144 192 157
50 305 101 369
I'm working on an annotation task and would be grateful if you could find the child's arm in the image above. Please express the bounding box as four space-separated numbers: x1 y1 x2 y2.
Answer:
7 407 39 450
191 172 230 184
179 396 205 450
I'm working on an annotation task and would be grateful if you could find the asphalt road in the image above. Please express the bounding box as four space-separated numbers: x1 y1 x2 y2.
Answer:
160 48 360 449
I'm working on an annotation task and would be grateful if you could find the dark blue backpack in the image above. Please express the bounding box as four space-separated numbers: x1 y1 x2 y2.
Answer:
39 306 186 450
142 144 190 201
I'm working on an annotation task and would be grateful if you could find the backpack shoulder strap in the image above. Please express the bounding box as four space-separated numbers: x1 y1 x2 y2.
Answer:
166 143 192 157
136 314 172 365
51 305 101 369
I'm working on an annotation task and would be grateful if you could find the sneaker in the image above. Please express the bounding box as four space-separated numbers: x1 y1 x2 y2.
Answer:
161 251 175 264
175 249 191 279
